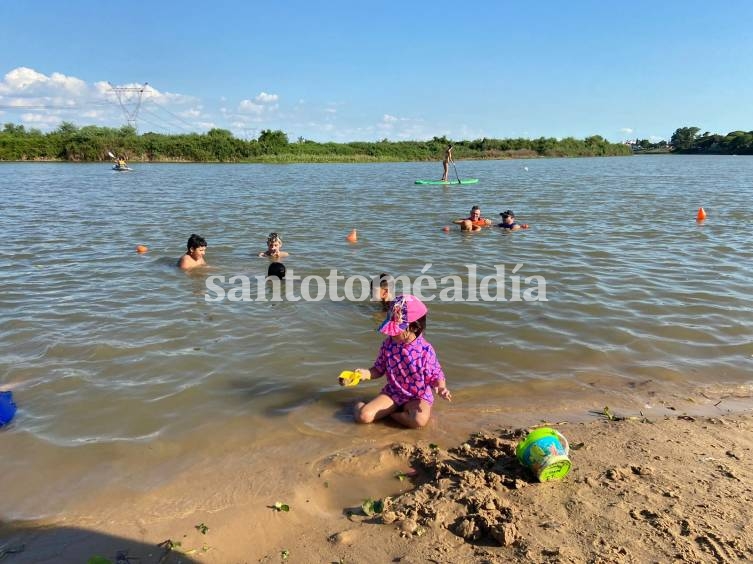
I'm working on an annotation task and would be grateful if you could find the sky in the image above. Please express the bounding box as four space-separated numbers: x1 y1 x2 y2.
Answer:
1 1 752 143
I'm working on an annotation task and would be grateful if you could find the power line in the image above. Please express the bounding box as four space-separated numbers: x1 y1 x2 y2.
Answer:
139 104 195 133
144 100 197 130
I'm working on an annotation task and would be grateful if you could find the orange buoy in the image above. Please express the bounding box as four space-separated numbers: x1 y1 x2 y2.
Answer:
346 229 358 243
696 207 707 221
135 245 148 253
442 226 450 233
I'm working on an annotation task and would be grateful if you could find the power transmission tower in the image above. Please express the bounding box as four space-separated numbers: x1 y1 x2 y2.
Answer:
108 82 149 132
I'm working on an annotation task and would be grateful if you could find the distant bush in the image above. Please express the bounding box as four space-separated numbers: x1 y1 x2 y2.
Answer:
0 122 632 162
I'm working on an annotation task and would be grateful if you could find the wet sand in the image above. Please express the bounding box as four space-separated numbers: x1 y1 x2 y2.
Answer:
2 389 752 563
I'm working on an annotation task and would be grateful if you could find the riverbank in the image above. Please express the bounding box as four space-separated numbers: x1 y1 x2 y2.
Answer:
0 125 632 163
3 396 752 563
1 150 607 164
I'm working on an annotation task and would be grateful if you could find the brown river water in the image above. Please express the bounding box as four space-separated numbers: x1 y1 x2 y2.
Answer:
1 156 752 520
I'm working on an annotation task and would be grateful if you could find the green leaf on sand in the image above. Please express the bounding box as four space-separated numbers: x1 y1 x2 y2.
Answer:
273 501 290 512
361 498 384 516
195 522 209 534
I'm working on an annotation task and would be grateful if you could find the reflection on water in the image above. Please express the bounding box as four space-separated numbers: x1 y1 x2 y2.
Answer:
2 156 753 518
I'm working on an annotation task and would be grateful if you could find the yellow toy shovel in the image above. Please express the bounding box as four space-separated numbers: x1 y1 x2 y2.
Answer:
338 370 362 387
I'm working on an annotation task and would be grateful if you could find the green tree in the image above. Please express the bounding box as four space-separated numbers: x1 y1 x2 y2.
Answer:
670 127 700 151
257 129 289 152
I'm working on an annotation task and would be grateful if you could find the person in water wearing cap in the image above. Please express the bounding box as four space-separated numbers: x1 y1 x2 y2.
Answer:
453 205 493 231
178 233 208 270
441 144 453 182
258 232 289 258
341 294 452 428
497 209 529 231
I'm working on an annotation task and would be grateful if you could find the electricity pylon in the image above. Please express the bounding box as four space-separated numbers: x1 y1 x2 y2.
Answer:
108 82 149 132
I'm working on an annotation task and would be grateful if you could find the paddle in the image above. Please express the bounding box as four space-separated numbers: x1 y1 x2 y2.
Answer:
452 161 461 184
107 151 116 160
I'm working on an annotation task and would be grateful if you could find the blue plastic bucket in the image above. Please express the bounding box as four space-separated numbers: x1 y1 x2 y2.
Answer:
0 391 17 427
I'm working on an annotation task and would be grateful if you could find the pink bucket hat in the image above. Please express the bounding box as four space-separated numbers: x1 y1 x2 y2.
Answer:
378 294 428 336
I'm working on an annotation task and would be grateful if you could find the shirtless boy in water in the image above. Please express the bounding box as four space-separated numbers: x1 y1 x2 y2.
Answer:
178 234 208 270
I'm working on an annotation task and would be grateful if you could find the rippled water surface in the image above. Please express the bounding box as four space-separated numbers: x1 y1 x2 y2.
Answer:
2 156 753 518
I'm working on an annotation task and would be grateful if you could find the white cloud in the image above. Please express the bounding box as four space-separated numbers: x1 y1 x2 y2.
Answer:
239 99 264 114
93 81 112 96
238 92 279 117
255 92 278 103
0 67 91 114
0 67 222 133
81 110 105 119
382 114 398 123
619 127 634 134
20 113 62 125
0 67 85 95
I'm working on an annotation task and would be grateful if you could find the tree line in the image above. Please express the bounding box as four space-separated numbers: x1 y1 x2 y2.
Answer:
670 127 753 154
0 122 632 163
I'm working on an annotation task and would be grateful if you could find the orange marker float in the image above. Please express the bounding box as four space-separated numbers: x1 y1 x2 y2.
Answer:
696 207 707 221
346 229 358 243
135 245 148 253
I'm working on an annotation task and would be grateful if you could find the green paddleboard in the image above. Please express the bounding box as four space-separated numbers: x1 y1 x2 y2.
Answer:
415 178 479 185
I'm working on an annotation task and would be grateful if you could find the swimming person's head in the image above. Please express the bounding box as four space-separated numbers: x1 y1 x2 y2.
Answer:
268 262 286 280
266 232 282 253
499 209 515 223
186 233 207 253
370 272 394 307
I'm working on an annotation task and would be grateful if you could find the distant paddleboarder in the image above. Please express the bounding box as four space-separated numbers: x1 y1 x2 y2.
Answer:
441 144 453 182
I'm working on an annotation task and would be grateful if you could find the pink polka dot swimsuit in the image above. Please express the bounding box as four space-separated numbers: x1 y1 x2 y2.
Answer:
372 335 445 405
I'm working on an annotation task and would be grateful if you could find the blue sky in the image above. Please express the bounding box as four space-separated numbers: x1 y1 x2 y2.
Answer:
1 1 751 142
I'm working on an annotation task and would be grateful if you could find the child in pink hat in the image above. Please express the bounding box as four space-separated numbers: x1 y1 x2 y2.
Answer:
341 294 452 428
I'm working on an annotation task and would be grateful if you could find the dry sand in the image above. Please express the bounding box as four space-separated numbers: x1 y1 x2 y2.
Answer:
2 402 753 563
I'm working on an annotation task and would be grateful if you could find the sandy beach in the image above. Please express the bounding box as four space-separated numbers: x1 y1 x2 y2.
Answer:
2 391 752 564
